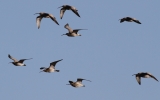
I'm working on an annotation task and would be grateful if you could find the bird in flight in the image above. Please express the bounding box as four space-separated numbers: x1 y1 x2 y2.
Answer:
58 5 80 19
34 12 59 29
8 54 32 66
132 72 158 85
66 78 91 88
40 59 63 73
119 17 141 24
62 23 87 37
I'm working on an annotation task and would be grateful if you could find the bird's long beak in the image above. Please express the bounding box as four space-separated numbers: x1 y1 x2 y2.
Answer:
86 80 91 82
132 74 136 76
66 84 70 85
34 13 39 15
57 6 62 9
8 62 12 64
61 34 66 36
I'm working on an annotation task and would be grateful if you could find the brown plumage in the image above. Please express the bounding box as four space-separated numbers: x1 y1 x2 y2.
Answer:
34 12 59 29
119 17 141 24
58 5 80 19
132 72 158 85
8 54 32 66
66 78 91 88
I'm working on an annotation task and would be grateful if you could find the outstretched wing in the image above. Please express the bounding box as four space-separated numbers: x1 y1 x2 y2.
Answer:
70 6 80 17
49 14 59 25
69 81 74 84
49 59 63 68
73 29 87 33
133 20 141 24
148 73 159 82
60 8 66 19
40 67 47 70
36 16 43 29
8 54 18 62
19 58 32 63
64 23 73 33
77 78 91 83
136 76 141 85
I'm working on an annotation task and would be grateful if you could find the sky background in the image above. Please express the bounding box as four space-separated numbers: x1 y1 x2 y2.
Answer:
0 0 160 100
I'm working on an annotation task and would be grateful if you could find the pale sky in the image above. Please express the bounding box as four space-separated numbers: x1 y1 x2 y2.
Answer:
0 0 160 100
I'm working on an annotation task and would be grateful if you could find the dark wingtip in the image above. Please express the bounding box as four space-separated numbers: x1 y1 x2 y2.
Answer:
56 70 60 72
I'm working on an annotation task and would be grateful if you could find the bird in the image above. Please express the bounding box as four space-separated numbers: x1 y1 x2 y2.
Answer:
39 59 63 73
8 54 32 66
58 5 80 19
34 12 59 29
66 78 91 88
62 23 87 37
132 72 159 85
119 17 141 24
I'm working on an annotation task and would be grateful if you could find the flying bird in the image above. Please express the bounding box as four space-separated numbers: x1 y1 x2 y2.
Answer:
34 12 59 29
66 78 91 88
132 72 158 85
58 5 80 19
8 54 32 66
40 59 63 73
119 17 141 24
62 23 87 37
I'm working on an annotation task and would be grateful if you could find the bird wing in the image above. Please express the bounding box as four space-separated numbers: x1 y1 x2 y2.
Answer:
49 14 59 25
73 29 87 33
70 6 80 17
36 16 43 29
8 54 18 62
64 23 73 33
77 78 91 82
19 58 32 63
133 20 141 24
60 8 66 19
147 73 159 82
136 76 141 85
40 67 47 70
49 59 63 68
69 81 74 84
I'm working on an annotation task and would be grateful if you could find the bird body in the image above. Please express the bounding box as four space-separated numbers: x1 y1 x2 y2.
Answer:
34 12 59 29
8 54 32 66
58 5 80 19
132 72 158 85
67 78 91 88
119 17 141 24
62 23 87 37
40 59 63 73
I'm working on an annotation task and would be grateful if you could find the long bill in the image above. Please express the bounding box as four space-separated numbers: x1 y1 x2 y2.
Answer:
61 34 66 36
132 74 136 76
34 13 40 15
57 6 62 9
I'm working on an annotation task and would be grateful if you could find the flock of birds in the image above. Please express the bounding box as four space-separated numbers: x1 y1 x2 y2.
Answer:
8 4 158 87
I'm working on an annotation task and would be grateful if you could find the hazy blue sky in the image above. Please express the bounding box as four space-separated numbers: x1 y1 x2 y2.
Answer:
0 0 160 100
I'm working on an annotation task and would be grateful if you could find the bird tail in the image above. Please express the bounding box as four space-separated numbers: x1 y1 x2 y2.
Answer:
56 70 60 72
